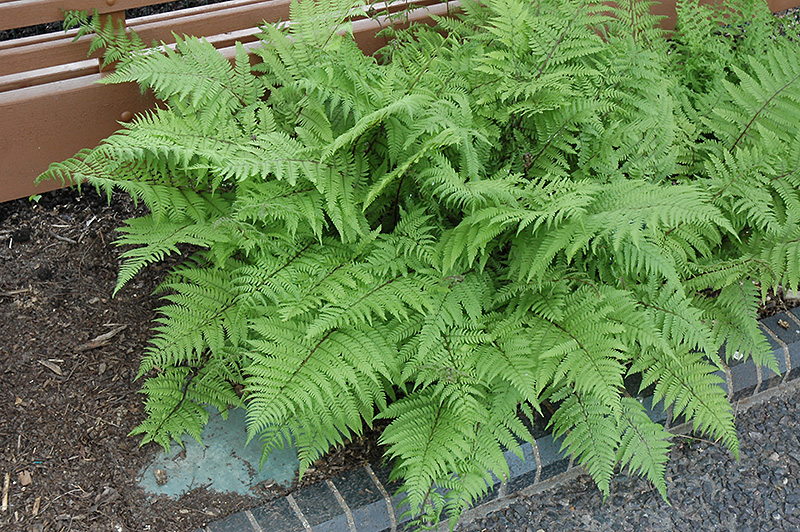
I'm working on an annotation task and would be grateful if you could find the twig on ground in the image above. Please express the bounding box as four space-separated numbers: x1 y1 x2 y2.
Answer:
78 216 98 244
75 325 127 352
0 289 30 297
38 359 63 376
51 231 78 244
1 472 9 513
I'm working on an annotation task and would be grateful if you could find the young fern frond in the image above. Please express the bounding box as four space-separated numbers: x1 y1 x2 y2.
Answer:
615 397 672 499
549 389 620 495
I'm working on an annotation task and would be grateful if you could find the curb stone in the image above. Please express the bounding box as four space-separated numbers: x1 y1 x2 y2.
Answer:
197 307 800 532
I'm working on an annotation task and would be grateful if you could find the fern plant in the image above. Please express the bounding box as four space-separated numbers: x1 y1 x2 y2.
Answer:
42 0 800 527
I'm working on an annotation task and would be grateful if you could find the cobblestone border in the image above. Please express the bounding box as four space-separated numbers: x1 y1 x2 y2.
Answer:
197 307 800 532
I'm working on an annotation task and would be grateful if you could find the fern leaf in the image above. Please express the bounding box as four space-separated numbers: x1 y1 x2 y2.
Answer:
245 319 398 472
615 397 672 500
549 390 620 496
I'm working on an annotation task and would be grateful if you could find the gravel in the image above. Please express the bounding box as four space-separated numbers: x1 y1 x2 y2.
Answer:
457 382 800 532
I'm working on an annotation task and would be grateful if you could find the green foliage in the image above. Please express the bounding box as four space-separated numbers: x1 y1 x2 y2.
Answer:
43 0 800 527
63 9 147 69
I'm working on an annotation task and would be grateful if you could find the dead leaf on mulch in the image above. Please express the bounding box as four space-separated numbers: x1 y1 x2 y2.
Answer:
75 325 127 352
38 359 62 376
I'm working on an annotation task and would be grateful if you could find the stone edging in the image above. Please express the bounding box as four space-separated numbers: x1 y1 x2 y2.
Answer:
197 306 800 532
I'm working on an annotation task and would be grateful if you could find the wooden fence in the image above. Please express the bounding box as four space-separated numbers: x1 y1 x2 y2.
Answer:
0 0 452 202
1 0 799 202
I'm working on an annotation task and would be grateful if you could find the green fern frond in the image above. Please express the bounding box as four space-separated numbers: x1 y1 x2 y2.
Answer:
756 225 800 293
693 281 776 370
636 283 716 361
549 389 620 495
380 381 523 522
245 319 397 471
642 346 738 456
709 44 800 152
234 181 326 239
615 397 672 500
113 218 216 293
130 361 242 452
138 262 244 377
602 0 667 49
104 35 262 113
64 9 147 68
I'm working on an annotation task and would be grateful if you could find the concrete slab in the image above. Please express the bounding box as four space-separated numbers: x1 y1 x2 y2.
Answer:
137 407 299 498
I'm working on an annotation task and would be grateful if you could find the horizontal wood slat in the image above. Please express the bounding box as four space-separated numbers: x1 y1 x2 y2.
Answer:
0 0 289 77
0 74 158 201
1 0 174 31
0 57 97 92
0 0 442 78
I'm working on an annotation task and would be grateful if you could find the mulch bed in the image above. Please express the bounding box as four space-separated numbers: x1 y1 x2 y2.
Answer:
0 187 382 532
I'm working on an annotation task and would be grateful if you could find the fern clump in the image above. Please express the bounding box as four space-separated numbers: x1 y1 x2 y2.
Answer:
42 0 800 527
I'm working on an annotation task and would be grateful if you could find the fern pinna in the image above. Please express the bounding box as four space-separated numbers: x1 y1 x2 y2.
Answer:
41 0 800 527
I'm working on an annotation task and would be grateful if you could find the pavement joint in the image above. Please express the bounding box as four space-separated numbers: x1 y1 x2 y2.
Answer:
245 510 264 532
786 309 800 329
530 440 542 485
364 464 397 532
326 479 357 532
722 361 734 400
286 493 312 531
754 356 764 395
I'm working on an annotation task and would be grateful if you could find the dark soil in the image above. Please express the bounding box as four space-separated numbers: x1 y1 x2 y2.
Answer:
0 187 383 532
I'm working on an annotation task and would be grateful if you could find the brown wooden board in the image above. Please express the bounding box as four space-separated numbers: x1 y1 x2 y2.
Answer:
2 0 173 31
0 74 157 201
0 0 290 76
0 0 442 78
0 58 98 92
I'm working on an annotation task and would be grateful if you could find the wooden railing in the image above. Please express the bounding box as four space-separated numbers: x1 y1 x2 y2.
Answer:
0 0 452 202
1 0 798 202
